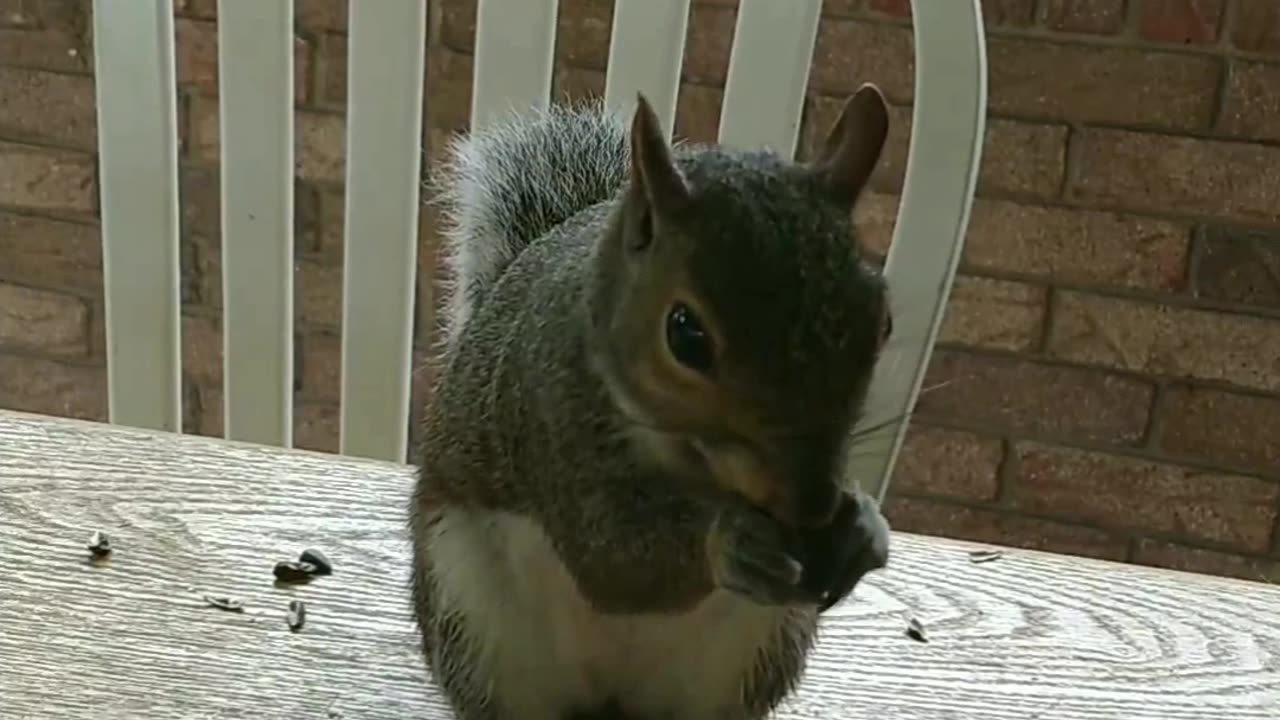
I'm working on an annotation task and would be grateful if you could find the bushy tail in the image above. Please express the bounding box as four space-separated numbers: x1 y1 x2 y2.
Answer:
429 100 630 346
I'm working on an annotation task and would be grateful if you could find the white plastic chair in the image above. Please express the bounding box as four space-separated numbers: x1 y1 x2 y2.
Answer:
90 0 987 502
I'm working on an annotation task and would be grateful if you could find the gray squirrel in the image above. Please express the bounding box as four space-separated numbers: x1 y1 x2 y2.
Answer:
410 82 895 720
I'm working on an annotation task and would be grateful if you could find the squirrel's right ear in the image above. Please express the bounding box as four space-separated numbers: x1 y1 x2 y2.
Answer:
629 93 691 215
808 83 890 208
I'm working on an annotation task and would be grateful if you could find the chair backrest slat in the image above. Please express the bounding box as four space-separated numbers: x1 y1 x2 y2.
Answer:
603 0 691 136
716 0 823 158
216 0 296 448
848 0 988 502
91 0 184 433
470 0 559 131
338 0 429 463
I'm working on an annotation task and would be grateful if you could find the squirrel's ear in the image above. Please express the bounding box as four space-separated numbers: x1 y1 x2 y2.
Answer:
808 83 889 207
629 93 691 214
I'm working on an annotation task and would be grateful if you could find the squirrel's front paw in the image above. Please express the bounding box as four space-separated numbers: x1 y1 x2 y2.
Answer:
707 501 805 606
797 491 890 612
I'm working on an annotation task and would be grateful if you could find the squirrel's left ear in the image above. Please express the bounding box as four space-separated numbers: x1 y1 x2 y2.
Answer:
629 93 691 215
807 83 889 208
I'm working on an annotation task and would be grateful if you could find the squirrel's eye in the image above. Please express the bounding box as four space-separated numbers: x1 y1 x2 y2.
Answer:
665 303 713 373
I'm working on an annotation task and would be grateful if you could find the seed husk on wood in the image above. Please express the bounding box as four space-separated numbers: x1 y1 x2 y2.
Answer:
86 530 112 558
968 549 1003 564
273 560 318 583
203 595 245 612
905 617 928 643
298 548 333 575
287 600 307 631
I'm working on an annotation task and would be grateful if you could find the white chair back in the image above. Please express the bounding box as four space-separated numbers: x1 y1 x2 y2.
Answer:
90 0 988 500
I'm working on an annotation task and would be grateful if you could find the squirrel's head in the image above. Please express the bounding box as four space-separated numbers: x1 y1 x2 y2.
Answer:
588 85 892 529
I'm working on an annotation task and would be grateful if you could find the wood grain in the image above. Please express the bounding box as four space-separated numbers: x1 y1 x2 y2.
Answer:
0 409 1277 719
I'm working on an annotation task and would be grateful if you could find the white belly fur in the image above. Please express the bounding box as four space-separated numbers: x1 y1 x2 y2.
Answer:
424 508 793 720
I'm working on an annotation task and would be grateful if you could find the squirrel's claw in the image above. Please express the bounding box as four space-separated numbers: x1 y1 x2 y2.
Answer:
798 491 890 613
708 501 805 606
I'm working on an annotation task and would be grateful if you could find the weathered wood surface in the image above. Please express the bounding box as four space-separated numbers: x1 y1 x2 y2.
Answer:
0 410 1277 720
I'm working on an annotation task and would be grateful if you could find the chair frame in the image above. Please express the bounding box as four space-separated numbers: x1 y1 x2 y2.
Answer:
90 0 988 501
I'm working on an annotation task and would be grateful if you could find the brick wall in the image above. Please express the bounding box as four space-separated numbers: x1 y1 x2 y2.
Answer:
1 0 1278 583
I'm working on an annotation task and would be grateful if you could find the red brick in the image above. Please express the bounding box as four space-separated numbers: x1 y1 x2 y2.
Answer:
416 203 440 281
1139 0 1224 44
425 47 473 132
174 0 217 19
180 165 220 238
315 189 345 258
0 282 88 356
982 0 1038 26
1193 224 1280 310
1047 291 1280 393
297 0 347 32
1071 128 1280 223
890 425 1003 501
183 233 221 308
182 313 223 387
965 200 1189 291
674 83 722 143
1219 61 1280 143
299 331 341 403
1232 0 1280 54
681 3 738 88
865 0 910 17
809 19 914 103
316 33 347 107
87 299 105 360
553 65 604 104
1045 0 1126 34
0 141 95 214
882 496 1129 561
298 260 343 328
414 269 439 348
0 1 90 73
0 0 36 26
0 353 106 420
1012 442 1278 552
555 0 612 70
820 0 860 18
803 101 1067 198
423 127 460 176
918 350 1154 446
296 402 340 453
0 212 101 291
174 19 219 91
975 119 1068 199
939 276 1046 352
0 67 96 149
294 182 322 252
1133 539 1280 584
988 38 1219 131
195 385 223 437
1158 386 1280 475
865 0 1036 26
439 0 476 50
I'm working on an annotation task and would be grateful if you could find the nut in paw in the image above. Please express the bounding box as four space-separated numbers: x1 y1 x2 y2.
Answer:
794 490 890 611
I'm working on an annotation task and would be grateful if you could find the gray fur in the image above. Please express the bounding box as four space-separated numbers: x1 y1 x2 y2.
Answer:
429 100 630 348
